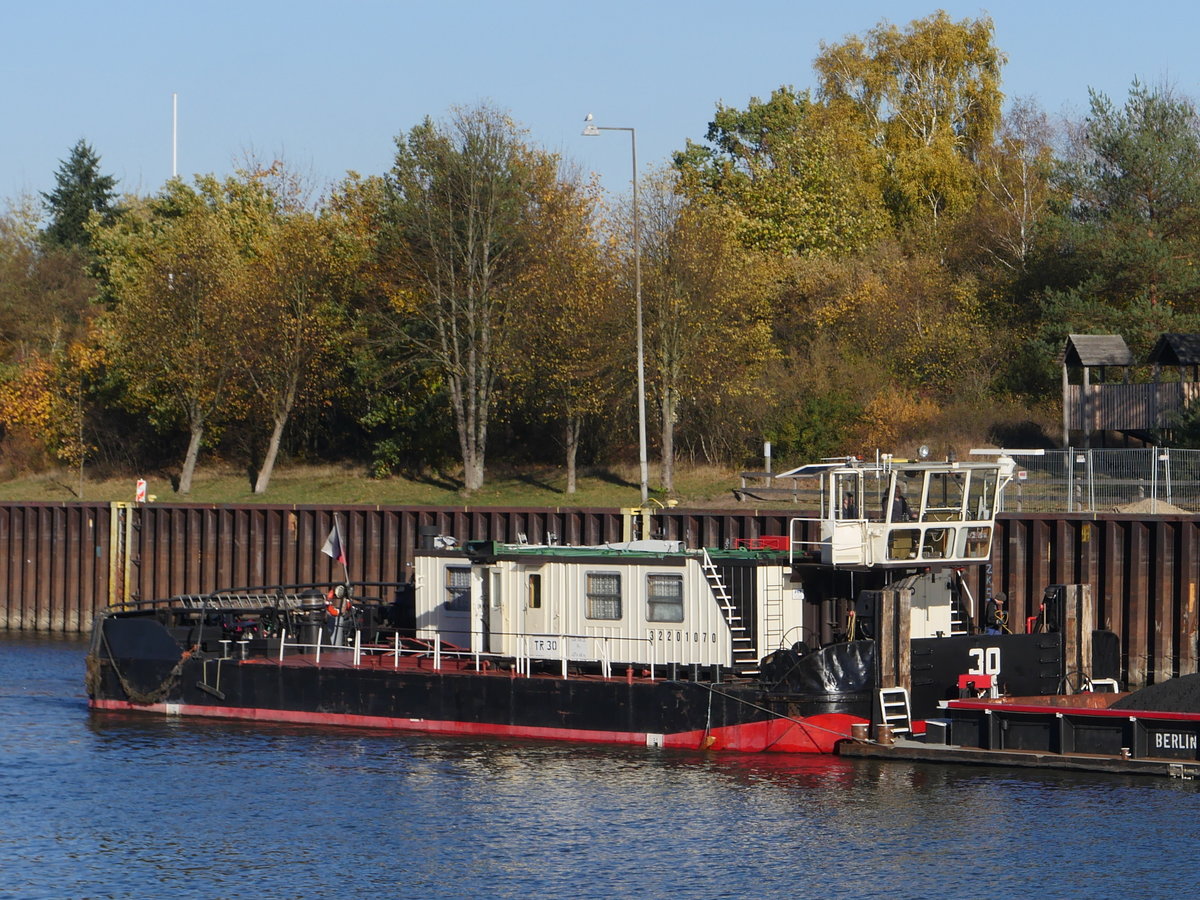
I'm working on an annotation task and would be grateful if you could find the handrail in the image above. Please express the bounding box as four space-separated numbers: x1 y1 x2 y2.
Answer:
275 625 658 681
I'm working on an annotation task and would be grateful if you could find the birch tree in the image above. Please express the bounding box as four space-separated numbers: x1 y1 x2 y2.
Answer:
384 104 549 492
815 11 1005 233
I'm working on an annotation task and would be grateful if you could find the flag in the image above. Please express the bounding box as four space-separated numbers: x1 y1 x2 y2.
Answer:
322 517 347 567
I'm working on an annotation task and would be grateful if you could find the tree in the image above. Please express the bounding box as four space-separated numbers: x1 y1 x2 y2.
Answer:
91 177 268 493
0 340 102 494
1053 81 1200 313
0 196 98 363
974 98 1057 273
383 104 551 492
42 139 118 250
509 168 618 492
233 165 360 493
815 12 1006 234
638 172 780 492
675 87 889 256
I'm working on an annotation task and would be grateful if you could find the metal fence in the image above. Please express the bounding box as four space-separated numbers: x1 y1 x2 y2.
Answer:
1003 448 1200 514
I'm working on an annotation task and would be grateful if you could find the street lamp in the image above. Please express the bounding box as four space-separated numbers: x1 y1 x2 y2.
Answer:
582 113 649 504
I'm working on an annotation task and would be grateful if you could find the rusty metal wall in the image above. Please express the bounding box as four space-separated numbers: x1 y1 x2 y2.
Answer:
0 503 110 633
992 513 1200 688
3 501 1197 689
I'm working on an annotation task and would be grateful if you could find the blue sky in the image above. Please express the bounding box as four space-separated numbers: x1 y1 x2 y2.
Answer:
3 1 1199 208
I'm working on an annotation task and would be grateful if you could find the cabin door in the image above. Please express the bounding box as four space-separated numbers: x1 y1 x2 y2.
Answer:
828 472 867 565
519 566 558 657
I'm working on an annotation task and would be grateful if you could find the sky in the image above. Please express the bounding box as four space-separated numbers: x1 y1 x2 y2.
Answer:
4 0 1200 210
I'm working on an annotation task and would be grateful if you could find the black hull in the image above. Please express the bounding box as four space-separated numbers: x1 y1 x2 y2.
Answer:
88 617 871 754
86 613 1089 754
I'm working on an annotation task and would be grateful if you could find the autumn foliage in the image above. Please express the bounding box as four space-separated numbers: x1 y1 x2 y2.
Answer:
2 13 1198 497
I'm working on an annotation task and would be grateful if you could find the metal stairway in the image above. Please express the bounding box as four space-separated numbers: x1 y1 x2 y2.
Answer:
949 602 969 636
701 549 759 674
878 686 912 736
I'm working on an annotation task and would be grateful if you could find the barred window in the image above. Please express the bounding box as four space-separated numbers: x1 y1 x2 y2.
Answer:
446 566 470 611
647 574 684 623
586 572 622 620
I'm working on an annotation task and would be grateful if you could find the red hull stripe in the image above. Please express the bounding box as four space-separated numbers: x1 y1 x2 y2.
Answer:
88 698 862 754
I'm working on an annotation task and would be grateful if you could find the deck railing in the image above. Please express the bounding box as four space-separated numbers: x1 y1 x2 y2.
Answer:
275 627 663 680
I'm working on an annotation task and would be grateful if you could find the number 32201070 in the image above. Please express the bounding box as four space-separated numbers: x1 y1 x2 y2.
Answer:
648 630 718 643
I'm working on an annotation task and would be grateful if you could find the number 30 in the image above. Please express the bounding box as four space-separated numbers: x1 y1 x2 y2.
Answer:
968 647 1000 676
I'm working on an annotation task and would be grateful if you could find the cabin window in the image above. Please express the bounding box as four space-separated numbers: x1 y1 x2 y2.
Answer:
966 469 998 521
527 573 542 609
833 472 860 520
445 566 471 611
646 574 684 622
586 572 622 620
922 472 965 522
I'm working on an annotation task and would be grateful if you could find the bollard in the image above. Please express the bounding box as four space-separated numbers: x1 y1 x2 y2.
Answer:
875 724 894 745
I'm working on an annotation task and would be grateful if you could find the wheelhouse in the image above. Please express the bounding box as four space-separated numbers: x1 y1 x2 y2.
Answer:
786 454 1013 570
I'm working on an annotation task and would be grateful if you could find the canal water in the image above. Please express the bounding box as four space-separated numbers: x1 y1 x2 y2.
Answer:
2 634 1198 900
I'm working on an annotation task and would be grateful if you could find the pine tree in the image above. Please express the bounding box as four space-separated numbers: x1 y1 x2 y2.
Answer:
41 139 117 249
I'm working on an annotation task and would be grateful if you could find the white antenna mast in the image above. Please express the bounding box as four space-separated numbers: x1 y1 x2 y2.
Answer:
172 92 177 178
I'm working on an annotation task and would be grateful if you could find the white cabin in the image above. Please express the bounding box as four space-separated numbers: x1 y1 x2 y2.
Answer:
414 542 804 673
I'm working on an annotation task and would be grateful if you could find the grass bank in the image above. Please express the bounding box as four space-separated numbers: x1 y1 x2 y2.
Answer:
0 462 757 509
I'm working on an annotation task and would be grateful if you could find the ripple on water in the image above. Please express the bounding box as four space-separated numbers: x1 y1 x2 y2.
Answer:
2 635 1199 899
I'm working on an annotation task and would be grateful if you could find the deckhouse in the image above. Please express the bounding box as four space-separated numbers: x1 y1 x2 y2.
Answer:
413 453 1016 677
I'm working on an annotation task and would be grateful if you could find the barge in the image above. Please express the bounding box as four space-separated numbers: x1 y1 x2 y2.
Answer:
840 678 1200 779
86 452 1117 754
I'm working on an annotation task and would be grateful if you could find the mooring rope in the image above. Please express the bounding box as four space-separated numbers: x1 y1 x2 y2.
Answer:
92 619 197 706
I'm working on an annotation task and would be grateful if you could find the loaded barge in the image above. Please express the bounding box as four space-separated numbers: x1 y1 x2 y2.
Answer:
841 674 1200 778
86 452 1117 755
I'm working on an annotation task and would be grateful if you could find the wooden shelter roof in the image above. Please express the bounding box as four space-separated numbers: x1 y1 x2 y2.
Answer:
1148 333 1200 366
1062 334 1133 367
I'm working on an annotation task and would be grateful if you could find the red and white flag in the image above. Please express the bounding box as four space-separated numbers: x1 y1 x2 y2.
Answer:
322 517 347 567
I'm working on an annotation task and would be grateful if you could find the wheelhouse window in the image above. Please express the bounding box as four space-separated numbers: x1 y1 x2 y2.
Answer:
922 472 966 523
586 572 622 620
966 469 999 521
445 566 470 611
647 574 684 623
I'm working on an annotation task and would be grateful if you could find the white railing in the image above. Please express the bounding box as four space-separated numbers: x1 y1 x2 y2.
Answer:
274 627 660 681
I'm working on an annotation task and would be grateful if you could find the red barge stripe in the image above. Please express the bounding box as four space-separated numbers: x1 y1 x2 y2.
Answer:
88 699 859 754
947 700 1200 721
90 698 645 744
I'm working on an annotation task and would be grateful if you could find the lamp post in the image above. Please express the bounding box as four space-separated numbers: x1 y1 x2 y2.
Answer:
582 114 649 504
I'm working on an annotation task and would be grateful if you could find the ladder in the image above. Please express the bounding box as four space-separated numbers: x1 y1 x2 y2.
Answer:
948 602 969 636
878 686 912 736
701 549 759 674
762 574 785 652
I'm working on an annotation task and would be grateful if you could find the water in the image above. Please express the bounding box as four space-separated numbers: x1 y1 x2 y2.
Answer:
2 636 1198 900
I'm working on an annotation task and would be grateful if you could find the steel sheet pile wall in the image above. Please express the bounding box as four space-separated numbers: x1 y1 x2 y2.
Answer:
0 503 110 633
993 513 1200 687
3 502 1197 688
